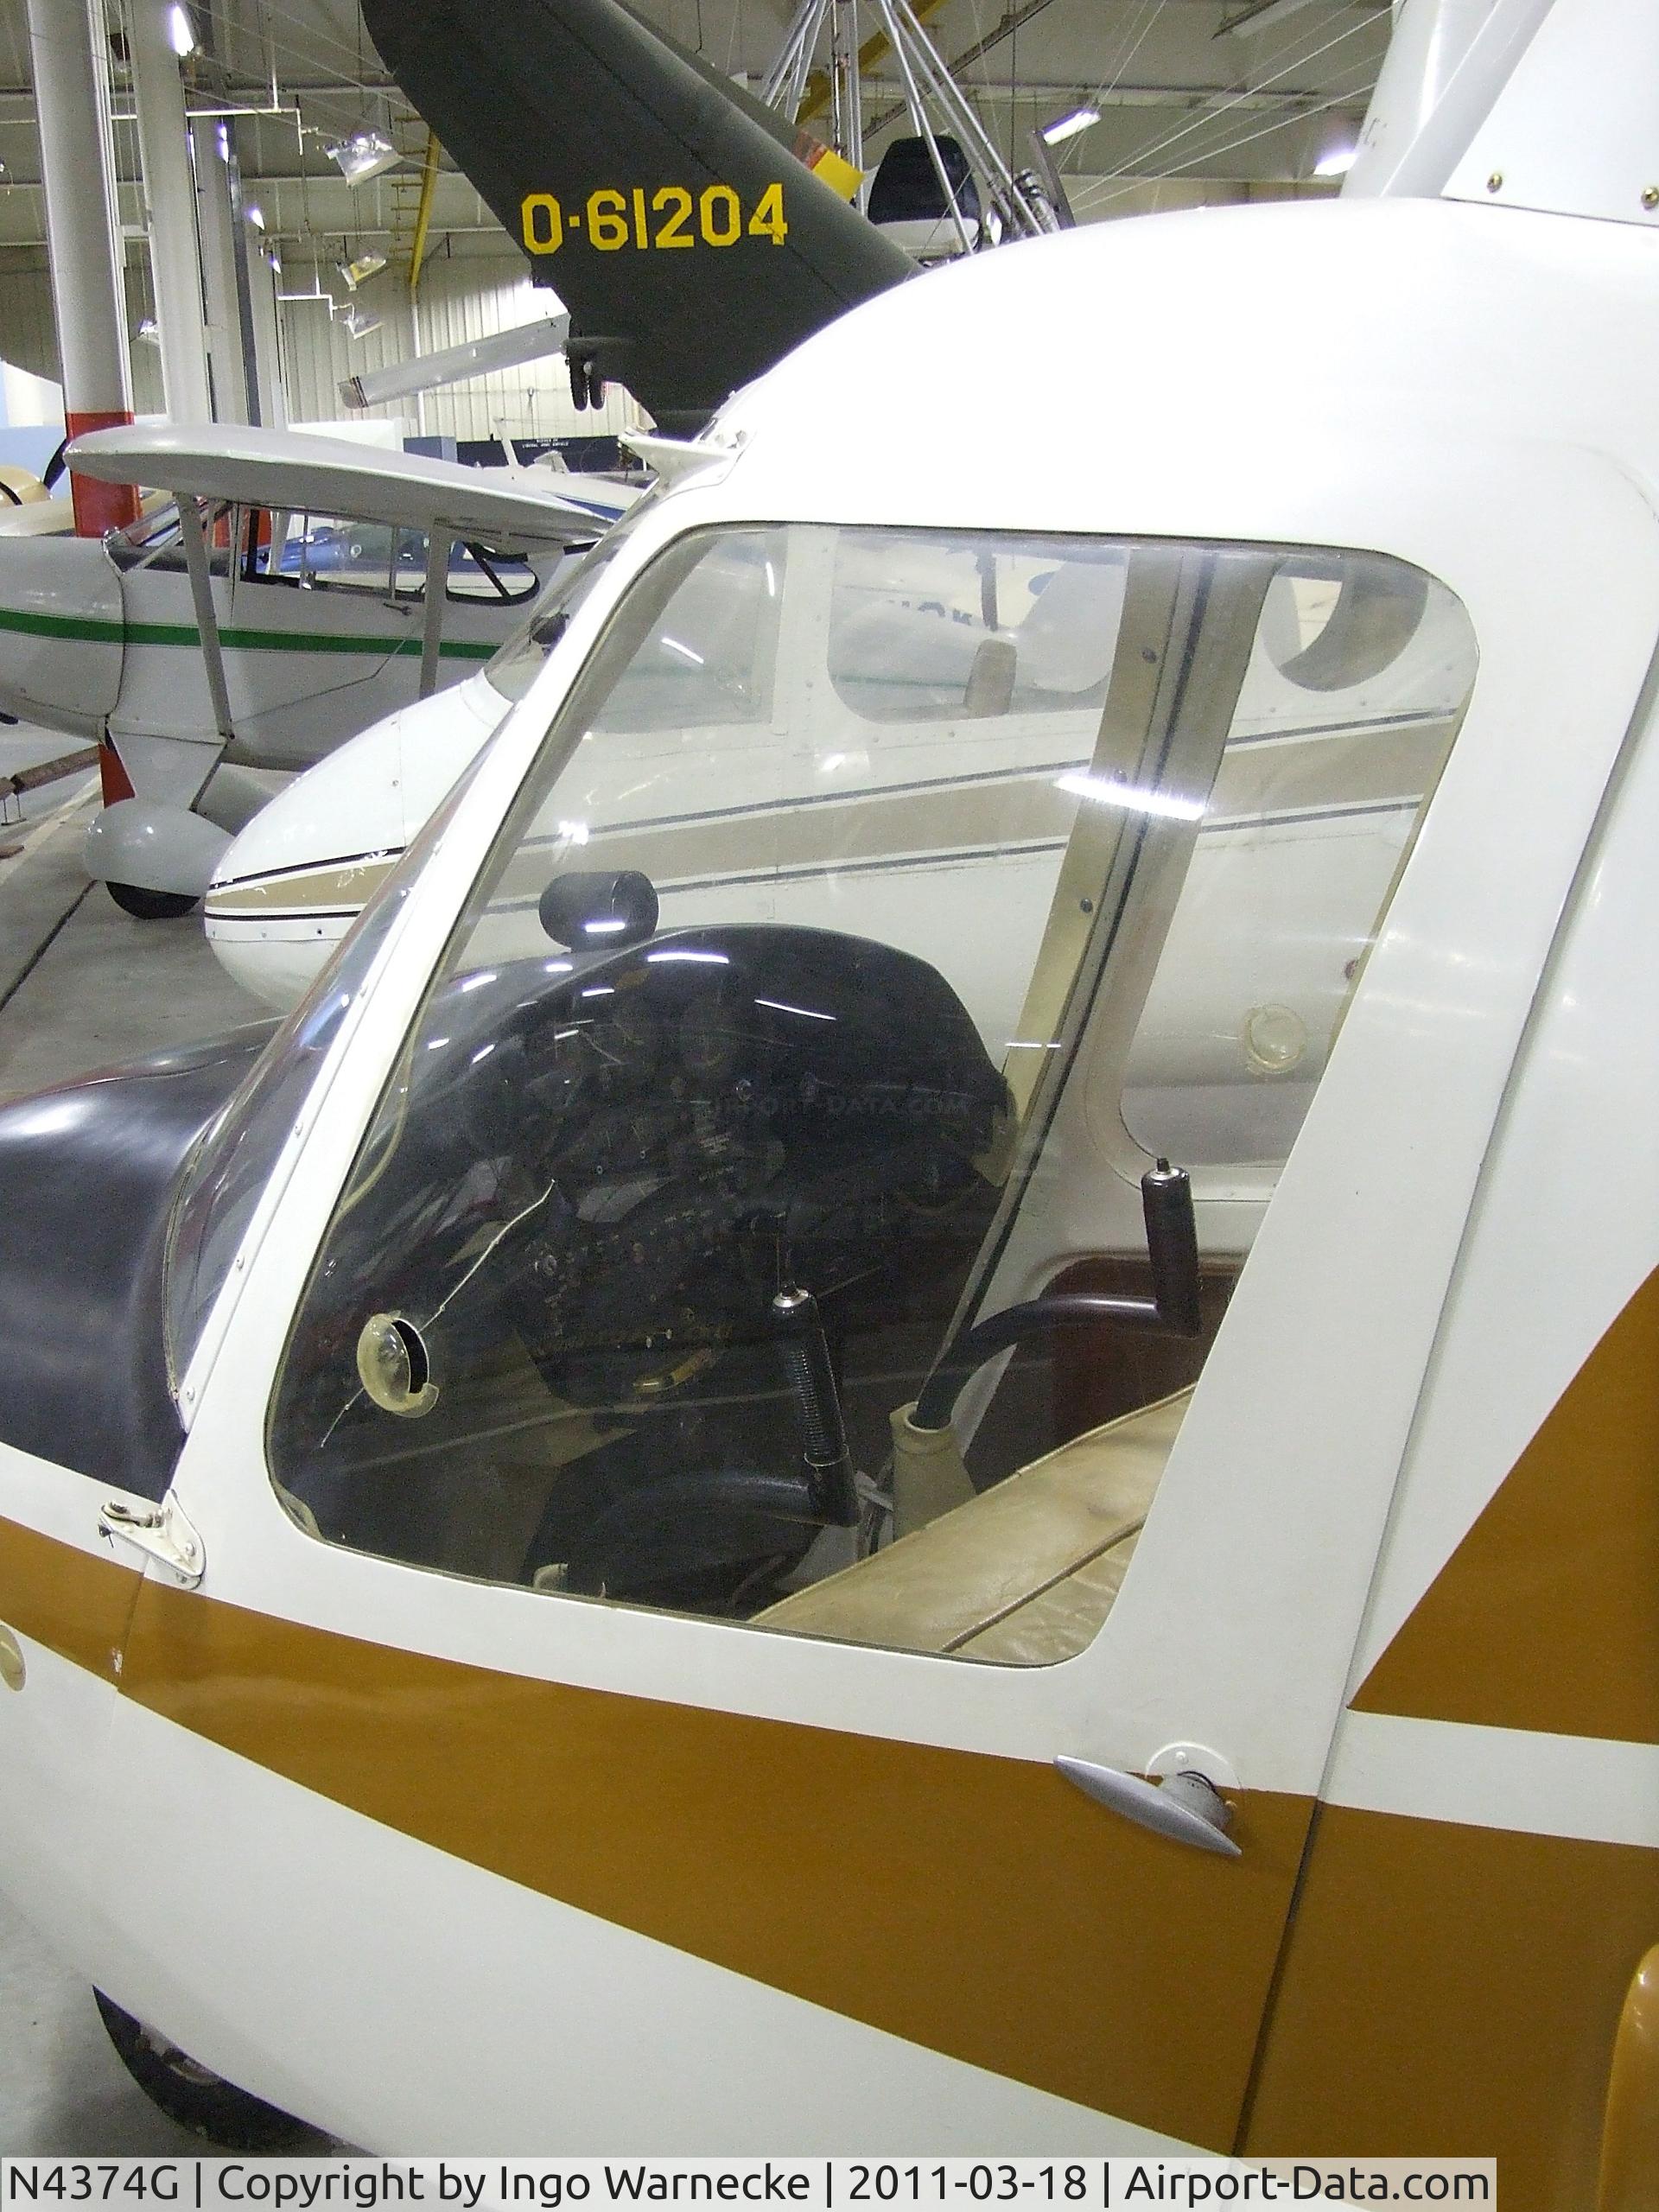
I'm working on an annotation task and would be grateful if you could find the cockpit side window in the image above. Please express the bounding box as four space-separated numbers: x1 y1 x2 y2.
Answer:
267 527 1476 1666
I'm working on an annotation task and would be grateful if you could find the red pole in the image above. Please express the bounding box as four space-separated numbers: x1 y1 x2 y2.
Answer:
65 410 140 537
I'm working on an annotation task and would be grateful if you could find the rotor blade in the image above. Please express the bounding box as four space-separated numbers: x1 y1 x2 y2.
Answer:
340 313 573 411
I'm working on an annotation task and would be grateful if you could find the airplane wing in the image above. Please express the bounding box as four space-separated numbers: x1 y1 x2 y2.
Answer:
359 0 912 433
65 423 632 547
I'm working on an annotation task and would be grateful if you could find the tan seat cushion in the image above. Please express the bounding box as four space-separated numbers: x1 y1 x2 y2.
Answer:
760 1387 1191 1663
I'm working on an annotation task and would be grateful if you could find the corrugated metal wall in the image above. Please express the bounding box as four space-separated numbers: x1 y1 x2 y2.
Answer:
0 259 165 413
276 253 646 442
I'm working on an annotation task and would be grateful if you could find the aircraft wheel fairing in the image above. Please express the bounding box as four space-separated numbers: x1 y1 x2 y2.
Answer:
106 880 200 921
85 799 232 900
93 1993 319 2152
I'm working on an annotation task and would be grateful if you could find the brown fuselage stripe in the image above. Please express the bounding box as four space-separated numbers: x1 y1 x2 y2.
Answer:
0 1513 139 1684
1353 1266 1659 1743
4 1515 1658 2183
0 1508 1309 2145
1243 1802 1659 2212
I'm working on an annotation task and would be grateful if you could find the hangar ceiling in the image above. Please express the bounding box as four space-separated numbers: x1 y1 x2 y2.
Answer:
0 0 1393 285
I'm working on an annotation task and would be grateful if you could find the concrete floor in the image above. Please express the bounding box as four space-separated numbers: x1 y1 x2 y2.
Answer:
0 738 264 1104
0 1896 235 2156
0 729 321 2151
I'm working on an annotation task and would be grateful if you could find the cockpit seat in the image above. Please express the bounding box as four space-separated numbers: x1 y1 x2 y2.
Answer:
759 1386 1192 1664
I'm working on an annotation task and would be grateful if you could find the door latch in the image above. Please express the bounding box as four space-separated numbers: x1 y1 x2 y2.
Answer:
99 1495 205 1588
1057 1754 1241 1858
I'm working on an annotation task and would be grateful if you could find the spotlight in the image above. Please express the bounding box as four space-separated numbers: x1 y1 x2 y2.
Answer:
325 129 399 186
336 249 388 290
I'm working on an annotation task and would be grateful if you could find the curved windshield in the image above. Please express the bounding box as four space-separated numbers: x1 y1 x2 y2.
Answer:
270 524 1475 1662
484 503 653 703
163 743 495 1388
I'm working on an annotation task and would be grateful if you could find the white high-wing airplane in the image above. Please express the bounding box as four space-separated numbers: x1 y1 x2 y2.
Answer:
0 423 632 914
4 0 1659 2181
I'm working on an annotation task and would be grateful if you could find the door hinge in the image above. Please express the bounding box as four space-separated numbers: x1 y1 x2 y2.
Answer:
99 1494 206 1587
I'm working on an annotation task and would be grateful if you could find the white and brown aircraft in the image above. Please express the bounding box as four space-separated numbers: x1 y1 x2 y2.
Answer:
0 0 1655 2191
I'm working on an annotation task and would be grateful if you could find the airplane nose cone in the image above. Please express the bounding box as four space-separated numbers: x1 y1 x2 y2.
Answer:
206 724 409 1012
0 533 124 736
205 674 504 1011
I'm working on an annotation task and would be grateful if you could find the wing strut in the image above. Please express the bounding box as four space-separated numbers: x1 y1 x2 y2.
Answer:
176 497 236 742
419 531 451 698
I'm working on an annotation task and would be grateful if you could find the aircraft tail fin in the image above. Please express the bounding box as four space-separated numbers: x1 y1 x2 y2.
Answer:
360 0 912 432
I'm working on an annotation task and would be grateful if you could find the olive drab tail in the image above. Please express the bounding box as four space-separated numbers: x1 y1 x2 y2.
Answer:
359 0 912 435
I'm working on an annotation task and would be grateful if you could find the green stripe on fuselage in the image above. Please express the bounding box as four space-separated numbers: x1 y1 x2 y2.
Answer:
0 606 494 661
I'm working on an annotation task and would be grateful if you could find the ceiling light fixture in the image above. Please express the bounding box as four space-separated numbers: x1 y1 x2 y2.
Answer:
136 317 161 343
1218 0 1319 37
167 4 197 56
341 306 382 341
1041 105 1100 147
245 202 265 230
1314 144 1358 177
325 128 399 186
336 249 387 290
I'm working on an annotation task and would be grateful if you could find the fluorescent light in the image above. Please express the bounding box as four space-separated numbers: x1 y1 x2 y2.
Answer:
167 4 196 55
1219 0 1318 37
1055 770 1205 822
1041 105 1099 147
326 129 399 186
336 249 387 291
1314 144 1357 178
